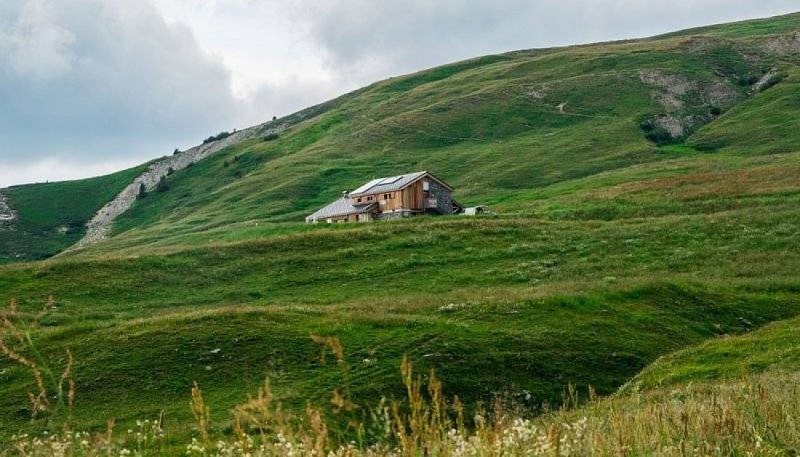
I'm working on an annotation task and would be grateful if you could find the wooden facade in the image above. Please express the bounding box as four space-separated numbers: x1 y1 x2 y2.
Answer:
306 171 460 224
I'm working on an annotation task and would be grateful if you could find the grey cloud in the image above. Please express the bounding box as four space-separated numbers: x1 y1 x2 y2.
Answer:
0 0 240 165
293 0 800 83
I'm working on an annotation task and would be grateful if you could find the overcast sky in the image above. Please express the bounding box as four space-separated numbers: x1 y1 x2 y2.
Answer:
1 0 798 187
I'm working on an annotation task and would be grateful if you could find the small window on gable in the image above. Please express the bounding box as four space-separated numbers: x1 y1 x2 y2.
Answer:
422 180 430 191
357 197 362 203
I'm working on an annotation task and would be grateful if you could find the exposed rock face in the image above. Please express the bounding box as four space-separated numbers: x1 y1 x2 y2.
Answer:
639 70 695 107
0 192 17 217
752 68 783 93
76 121 285 247
0 192 16 228
766 32 800 55
639 69 741 142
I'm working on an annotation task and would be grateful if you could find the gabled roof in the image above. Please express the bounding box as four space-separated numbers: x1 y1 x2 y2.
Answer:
349 171 451 197
305 197 376 222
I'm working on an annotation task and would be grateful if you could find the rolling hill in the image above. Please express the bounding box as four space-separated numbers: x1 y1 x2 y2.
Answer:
1 12 800 450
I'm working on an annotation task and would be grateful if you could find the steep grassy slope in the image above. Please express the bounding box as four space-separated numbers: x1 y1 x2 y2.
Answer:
85 12 798 247
0 12 800 447
0 165 147 263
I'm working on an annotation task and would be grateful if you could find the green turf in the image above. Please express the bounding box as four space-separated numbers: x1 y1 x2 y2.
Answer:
622 314 800 393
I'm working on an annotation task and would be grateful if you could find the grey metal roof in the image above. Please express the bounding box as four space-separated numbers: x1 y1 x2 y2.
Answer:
305 197 376 221
349 171 429 197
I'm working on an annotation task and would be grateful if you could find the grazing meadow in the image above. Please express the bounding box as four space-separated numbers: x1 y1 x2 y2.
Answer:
2 12 800 455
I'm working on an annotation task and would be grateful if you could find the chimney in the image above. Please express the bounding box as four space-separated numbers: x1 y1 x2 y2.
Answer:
342 190 349 199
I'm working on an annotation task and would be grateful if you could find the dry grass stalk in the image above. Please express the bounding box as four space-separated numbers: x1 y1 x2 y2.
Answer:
0 298 75 425
191 381 211 445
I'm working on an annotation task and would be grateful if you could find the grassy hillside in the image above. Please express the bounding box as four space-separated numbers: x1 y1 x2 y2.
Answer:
1 11 800 450
624 314 800 392
0 165 146 263
82 12 798 247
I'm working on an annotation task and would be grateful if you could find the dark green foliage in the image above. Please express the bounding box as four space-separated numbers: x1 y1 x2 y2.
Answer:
263 133 279 141
137 183 147 199
646 129 676 145
156 176 170 193
640 119 676 145
737 74 761 86
202 131 232 144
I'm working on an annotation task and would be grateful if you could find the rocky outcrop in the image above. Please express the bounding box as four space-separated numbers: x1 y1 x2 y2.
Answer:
75 121 285 247
752 68 784 93
638 69 742 142
0 191 16 228
639 70 696 111
766 32 800 55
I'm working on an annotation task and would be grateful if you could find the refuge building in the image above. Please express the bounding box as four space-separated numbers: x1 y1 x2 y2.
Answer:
305 171 462 223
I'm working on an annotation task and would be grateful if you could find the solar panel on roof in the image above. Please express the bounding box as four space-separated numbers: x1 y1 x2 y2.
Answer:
378 176 402 185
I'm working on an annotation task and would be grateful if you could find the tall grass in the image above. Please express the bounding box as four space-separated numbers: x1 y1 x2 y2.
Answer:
3 321 798 456
0 298 75 428
7 371 800 456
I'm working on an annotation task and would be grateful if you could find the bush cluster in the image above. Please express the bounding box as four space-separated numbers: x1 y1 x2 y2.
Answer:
640 119 675 145
203 131 233 144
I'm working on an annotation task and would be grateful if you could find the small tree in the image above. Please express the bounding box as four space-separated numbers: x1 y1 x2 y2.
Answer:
156 176 171 193
167 167 175 176
137 183 147 199
173 148 181 155
272 115 277 121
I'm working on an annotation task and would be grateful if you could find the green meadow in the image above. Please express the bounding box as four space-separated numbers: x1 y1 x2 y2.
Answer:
1 12 800 453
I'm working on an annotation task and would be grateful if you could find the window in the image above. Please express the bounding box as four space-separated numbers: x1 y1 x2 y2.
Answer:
356 197 362 203
383 193 391 200
367 196 373 201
